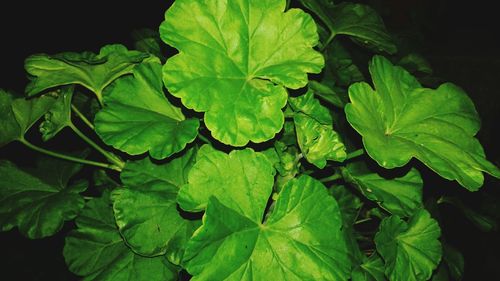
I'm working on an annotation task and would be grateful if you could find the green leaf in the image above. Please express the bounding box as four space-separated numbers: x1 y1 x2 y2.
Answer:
0 89 57 147
439 196 497 232
289 91 346 168
131 28 166 61
0 159 86 238
309 80 346 108
161 0 324 146
39 87 74 141
64 194 178 281
178 149 275 222
329 185 362 227
345 56 500 190
95 61 199 160
112 148 199 257
351 254 386 281
184 175 350 280
398 53 433 75
375 209 442 281
442 243 464 281
323 41 365 87
300 1 396 53
25 44 149 100
342 162 423 217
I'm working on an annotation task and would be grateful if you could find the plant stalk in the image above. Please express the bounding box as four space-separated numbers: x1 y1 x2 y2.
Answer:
71 104 95 130
346 149 365 160
19 139 122 171
320 173 342 183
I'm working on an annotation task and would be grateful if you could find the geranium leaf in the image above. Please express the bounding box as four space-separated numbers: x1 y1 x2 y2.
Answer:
289 91 346 168
39 86 74 141
351 254 386 281
0 89 57 147
375 209 442 281
329 185 362 227
111 148 199 257
25 44 149 101
64 194 179 281
184 175 350 280
342 162 423 217
178 148 275 222
300 1 396 53
0 159 86 238
345 56 500 190
161 0 324 146
95 61 199 160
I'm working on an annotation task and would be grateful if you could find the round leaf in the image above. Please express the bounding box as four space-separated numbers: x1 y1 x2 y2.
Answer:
161 0 324 146
184 175 350 280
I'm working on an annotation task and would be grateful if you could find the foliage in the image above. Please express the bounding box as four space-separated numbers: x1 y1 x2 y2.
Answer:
1 0 499 280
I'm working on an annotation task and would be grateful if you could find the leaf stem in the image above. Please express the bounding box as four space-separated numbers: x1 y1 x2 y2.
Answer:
320 32 337 52
68 123 125 169
320 173 342 183
354 218 372 225
346 149 365 160
19 139 122 172
197 133 212 145
71 104 94 130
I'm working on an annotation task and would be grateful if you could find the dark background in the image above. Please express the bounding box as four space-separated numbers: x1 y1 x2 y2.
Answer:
1 0 499 280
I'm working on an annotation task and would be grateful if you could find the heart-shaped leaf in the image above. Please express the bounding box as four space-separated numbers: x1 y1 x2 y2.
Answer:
161 0 324 146
95 61 199 160
345 56 500 190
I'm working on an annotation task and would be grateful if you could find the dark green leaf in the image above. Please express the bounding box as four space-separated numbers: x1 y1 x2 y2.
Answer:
161 0 324 146
329 185 362 227
95 61 199 160
112 148 199 257
345 56 500 190
0 160 86 238
39 86 74 141
0 89 56 147
439 196 497 232
375 209 442 281
351 253 386 281
343 162 423 217
64 194 178 281
131 29 166 61
184 175 350 280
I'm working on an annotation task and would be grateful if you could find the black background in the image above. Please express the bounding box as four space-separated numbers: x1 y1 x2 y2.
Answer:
1 0 499 280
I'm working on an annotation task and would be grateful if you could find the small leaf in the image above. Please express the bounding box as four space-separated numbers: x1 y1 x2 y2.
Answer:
0 159 86 238
25 44 149 99
345 56 500 190
351 254 386 281
343 162 423 217
161 0 324 146
112 148 199 257
398 53 433 75
64 194 178 281
184 175 350 280
375 209 442 281
39 86 74 141
300 1 396 53
178 149 274 222
0 89 56 147
131 28 166 61
323 41 365 87
289 91 346 168
95 61 199 160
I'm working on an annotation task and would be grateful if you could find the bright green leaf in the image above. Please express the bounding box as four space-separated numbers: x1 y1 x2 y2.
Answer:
0 89 57 147
95 61 199 160
375 209 442 281
0 159 86 238
161 0 324 146
112 148 199 257
342 162 423 217
289 91 346 168
39 86 74 141
345 56 500 190
300 1 396 53
178 149 274 222
309 80 346 108
25 44 149 101
184 175 350 280
64 194 178 281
